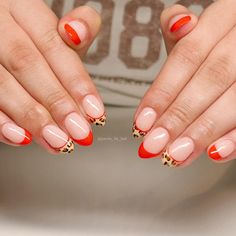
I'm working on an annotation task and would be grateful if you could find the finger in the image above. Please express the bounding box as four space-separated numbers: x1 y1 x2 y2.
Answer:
160 4 198 54
10 0 106 126
133 0 236 138
0 64 74 154
0 10 94 146
139 23 236 158
208 130 236 163
59 6 101 58
0 111 32 146
161 83 236 167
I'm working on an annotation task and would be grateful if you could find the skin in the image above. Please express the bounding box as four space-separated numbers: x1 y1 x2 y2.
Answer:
135 1 236 166
0 0 102 153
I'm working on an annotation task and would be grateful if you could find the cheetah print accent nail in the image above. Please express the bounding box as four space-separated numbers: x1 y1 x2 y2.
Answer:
88 114 106 127
161 150 181 167
132 123 147 138
58 138 74 154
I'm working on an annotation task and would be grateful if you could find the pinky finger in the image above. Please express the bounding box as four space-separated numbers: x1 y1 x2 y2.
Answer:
0 111 32 146
208 130 236 163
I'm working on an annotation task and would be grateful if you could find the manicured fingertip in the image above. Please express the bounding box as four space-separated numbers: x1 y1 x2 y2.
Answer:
63 19 89 47
74 131 93 146
138 143 159 159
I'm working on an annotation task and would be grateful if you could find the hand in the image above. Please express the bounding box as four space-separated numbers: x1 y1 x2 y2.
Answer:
133 2 236 167
0 0 105 154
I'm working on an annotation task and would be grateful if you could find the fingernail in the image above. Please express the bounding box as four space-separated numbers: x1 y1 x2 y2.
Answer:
64 20 87 45
208 140 235 161
65 112 93 146
133 107 157 138
170 15 191 33
82 95 106 126
42 125 74 154
138 127 170 159
162 137 194 167
2 123 32 145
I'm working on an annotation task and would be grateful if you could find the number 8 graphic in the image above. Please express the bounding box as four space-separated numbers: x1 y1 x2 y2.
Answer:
119 0 164 69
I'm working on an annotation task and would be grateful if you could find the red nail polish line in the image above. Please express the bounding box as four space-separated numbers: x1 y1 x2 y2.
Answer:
208 145 222 161
64 24 81 45
138 143 160 159
170 16 191 33
19 130 32 146
74 131 93 146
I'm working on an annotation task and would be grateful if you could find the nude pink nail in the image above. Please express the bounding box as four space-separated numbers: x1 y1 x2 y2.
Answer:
64 20 87 45
42 125 74 154
208 140 235 161
65 112 93 146
168 137 194 162
2 123 32 145
82 95 106 126
133 107 157 138
138 127 170 158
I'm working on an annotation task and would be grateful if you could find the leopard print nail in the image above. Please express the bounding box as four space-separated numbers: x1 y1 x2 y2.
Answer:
58 138 74 154
132 123 147 138
161 150 180 167
89 114 106 127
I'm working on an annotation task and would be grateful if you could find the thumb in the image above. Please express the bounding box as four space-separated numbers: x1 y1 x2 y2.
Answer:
58 6 101 59
160 4 198 55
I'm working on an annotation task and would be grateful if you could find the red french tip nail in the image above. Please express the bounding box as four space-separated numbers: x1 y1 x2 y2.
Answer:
64 23 81 45
208 145 222 161
170 16 191 33
138 143 159 159
74 131 93 146
19 130 32 146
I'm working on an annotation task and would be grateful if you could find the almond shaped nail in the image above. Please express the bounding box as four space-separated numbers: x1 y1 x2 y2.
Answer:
162 137 194 167
170 15 191 33
138 127 170 159
65 113 93 146
42 125 74 154
2 123 32 145
64 20 87 45
82 95 106 126
208 140 235 161
133 107 157 138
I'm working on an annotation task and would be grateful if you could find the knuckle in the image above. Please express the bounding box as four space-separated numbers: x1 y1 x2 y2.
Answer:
171 39 202 68
45 90 71 113
194 116 216 140
167 102 192 125
22 102 48 124
199 57 232 89
40 28 65 53
150 85 173 105
7 43 40 73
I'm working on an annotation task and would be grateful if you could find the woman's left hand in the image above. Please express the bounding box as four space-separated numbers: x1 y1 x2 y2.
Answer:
133 2 236 167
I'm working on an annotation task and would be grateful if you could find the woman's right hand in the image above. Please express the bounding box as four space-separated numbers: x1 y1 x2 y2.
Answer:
0 0 105 154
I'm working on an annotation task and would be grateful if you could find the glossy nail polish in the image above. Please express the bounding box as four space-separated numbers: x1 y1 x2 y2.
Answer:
133 107 157 138
138 127 170 159
170 15 191 33
2 123 32 145
162 137 194 167
208 140 235 161
65 112 93 146
82 95 106 126
42 125 74 154
64 21 87 45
